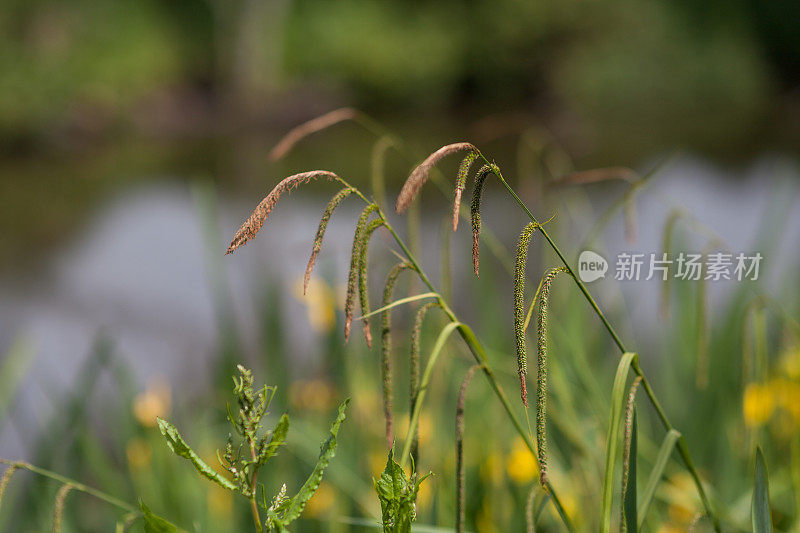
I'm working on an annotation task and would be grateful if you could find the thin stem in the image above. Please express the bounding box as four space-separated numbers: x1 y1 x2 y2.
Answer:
0 459 136 513
249 445 263 532
478 160 720 531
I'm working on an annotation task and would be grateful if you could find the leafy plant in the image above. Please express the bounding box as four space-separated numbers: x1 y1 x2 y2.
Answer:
157 365 349 532
373 450 431 533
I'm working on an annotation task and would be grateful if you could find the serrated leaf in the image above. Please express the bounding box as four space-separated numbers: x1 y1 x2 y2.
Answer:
139 500 179 533
373 448 430 533
260 414 290 465
279 399 349 524
752 447 773 533
156 417 238 492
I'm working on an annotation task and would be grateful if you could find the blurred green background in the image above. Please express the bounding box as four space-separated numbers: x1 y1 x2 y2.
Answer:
1 0 800 531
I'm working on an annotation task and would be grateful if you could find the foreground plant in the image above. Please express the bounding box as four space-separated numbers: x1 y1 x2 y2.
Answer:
158 365 348 532
373 449 431 533
226 112 725 531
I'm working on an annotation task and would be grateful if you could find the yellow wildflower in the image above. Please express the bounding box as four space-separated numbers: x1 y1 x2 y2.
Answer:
293 277 336 333
126 438 152 469
289 378 338 412
305 481 335 517
480 451 504 485
207 482 233 517
133 379 171 427
743 382 775 427
780 345 800 379
506 438 538 485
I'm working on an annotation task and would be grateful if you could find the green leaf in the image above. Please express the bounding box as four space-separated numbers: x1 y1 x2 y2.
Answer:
752 447 773 532
156 417 238 492
279 399 349 524
638 429 680 528
139 500 179 533
259 414 290 465
373 449 431 533
623 409 637 532
600 352 637 533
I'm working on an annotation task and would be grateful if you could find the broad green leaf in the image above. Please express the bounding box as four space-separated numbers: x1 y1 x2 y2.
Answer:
752 447 773 532
139 500 179 533
638 429 680 528
600 352 637 533
623 409 637 532
279 399 349 524
156 417 237 492
373 449 431 533
259 414 290 465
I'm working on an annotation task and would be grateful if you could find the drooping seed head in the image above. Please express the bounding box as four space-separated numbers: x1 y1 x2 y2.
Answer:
358 218 386 347
455 365 480 533
226 171 340 254
344 204 379 342
380 262 412 447
514 222 538 406
396 142 477 214
452 151 479 231
304 187 355 294
536 266 569 486
52 484 73 533
470 164 500 276
268 108 359 161
410 300 440 465
621 376 642 529
0 465 18 514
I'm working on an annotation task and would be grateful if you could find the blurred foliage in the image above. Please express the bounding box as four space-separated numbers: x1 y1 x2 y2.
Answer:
0 0 797 154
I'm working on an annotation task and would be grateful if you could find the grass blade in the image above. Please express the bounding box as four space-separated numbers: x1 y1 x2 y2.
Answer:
356 293 438 321
752 447 773 533
601 351 637 533
638 429 681 528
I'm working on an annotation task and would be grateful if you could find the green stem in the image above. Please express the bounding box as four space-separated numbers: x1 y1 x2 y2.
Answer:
0 459 136 513
481 162 720 532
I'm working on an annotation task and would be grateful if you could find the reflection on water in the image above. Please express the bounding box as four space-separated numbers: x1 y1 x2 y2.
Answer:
0 154 798 459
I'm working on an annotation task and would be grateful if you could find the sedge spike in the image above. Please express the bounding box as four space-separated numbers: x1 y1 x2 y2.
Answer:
380 262 413 447
514 222 538 406
0 465 18 515
536 266 569 486
359 218 386 347
621 376 642 530
410 301 440 465
52 484 73 533
452 151 479 231
396 142 477 213
227 171 342 254
344 204 379 342
304 187 355 294
470 164 499 276
455 365 480 533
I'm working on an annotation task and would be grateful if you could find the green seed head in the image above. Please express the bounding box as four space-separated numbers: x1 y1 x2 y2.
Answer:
514 222 538 406
452 151 479 231
344 204 379 342
379 262 412 447
470 164 499 277
536 266 569 486
304 187 355 294
358 218 386 348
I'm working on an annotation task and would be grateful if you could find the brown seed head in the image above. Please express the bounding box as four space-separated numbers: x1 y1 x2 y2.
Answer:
396 142 477 214
268 108 359 161
226 171 340 255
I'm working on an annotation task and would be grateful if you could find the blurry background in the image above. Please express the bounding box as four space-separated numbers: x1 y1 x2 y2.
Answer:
1 0 800 531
